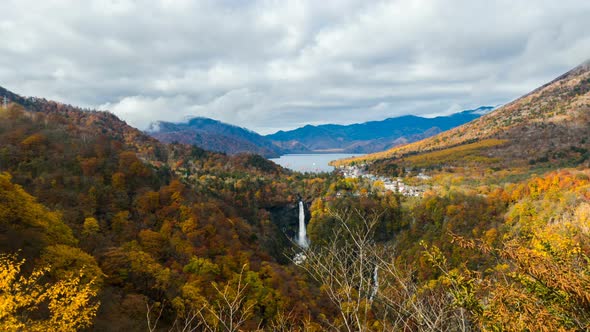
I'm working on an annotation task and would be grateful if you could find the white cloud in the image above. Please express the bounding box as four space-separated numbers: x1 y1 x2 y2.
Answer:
1 0 590 134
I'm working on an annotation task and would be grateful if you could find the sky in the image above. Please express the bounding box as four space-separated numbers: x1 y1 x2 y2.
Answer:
1 0 590 134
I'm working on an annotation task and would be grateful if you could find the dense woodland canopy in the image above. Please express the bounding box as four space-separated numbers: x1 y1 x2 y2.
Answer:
0 101 336 330
1 60 590 331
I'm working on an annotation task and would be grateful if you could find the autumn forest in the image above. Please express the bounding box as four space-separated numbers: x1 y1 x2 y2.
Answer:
2 58 590 332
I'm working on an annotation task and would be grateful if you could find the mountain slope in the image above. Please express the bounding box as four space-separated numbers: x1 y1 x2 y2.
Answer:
148 117 285 157
146 108 491 157
267 107 491 153
0 86 329 329
337 60 590 169
0 86 162 160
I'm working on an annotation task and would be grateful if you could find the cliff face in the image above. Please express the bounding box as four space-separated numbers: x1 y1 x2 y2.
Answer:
266 201 312 262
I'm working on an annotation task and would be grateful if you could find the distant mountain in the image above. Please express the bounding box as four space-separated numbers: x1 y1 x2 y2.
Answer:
148 117 285 158
147 108 493 158
266 107 493 153
338 59 590 169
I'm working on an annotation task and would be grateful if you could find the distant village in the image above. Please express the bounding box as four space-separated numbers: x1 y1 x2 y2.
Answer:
337 164 430 197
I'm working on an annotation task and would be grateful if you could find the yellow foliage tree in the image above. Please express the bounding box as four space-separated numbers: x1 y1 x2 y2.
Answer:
0 253 99 331
0 172 76 248
83 217 100 236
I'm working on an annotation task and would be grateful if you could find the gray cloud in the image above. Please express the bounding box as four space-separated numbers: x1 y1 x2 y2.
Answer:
1 0 589 134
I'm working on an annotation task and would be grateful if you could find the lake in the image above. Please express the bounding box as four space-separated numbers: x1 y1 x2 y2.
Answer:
269 153 362 173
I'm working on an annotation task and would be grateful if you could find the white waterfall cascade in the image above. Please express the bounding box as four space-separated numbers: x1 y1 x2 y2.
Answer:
370 266 379 301
297 201 309 248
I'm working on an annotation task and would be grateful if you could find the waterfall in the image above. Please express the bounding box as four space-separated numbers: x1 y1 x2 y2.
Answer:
370 266 379 301
297 201 309 248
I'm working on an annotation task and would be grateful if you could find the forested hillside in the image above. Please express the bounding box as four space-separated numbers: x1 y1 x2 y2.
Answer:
0 97 337 330
149 118 284 158
337 60 590 169
2 60 590 332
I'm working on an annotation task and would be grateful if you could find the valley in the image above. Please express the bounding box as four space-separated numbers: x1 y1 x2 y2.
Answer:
4 1 590 330
1 40 590 332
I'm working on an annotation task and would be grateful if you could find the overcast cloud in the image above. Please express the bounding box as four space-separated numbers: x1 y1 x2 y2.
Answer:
1 0 590 134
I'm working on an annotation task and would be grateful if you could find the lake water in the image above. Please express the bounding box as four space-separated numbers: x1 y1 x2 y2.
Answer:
269 153 362 173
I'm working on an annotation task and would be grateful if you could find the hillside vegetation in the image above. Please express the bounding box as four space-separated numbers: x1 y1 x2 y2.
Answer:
149 118 284 158
0 97 337 330
337 60 590 169
2 60 590 331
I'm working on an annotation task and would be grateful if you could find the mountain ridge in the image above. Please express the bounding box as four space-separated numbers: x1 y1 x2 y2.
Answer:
0 85 493 158
0 85 162 158
146 107 493 157
2 61 590 331
266 107 493 153
337 59 590 170
148 117 285 158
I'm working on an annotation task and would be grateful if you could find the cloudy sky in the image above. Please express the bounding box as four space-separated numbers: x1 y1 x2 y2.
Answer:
1 0 590 134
